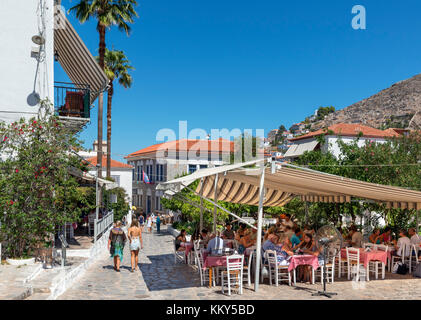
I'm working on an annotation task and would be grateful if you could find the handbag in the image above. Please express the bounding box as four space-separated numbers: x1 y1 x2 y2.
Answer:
396 263 408 275
110 242 115 255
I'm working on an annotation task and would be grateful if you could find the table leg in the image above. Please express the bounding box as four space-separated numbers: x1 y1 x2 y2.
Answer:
209 268 212 288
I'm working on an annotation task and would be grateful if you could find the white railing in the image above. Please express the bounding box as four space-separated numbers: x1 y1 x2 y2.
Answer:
94 211 114 242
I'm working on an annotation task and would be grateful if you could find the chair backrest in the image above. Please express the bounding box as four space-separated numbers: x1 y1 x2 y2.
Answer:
226 254 244 272
346 247 360 263
265 250 277 268
376 244 389 253
398 242 411 257
412 244 419 261
248 251 254 269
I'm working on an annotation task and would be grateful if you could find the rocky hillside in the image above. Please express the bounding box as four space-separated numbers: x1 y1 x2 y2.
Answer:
311 74 421 130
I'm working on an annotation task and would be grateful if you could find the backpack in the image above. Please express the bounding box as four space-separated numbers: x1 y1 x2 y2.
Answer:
396 263 408 275
413 263 421 278
139 215 144 225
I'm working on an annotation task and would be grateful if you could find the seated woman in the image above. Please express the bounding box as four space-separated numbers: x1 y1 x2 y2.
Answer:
238 228 256 254
175 229 187 252
264 226 276 242
235 223 247 241
369 228 382 245
295 233 316 283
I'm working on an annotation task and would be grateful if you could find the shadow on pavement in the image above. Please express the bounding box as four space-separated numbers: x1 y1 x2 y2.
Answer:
139 254 202 291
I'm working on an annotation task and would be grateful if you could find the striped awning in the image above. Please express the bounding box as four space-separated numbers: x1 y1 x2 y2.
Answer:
54 6 109 105
284 140 319 158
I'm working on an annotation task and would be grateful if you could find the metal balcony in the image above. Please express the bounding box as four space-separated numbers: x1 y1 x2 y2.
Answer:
54 82 91 131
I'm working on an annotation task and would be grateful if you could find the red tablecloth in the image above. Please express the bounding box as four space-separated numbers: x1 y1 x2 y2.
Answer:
288 254 319 272
341 248 387 268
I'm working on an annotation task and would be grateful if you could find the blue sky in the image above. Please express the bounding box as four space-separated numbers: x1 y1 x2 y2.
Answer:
58 0 421 162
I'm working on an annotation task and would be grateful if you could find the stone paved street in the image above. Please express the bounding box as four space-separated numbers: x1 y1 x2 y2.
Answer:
58 226 421 300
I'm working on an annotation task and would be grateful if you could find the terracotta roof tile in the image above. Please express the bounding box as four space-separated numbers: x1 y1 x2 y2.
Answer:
126 138 234 158
86 156 133 169
290 123 401 141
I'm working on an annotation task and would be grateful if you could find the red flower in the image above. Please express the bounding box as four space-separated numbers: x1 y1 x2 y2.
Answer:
365 168 368 171
15 169 18 173
10 200 14 205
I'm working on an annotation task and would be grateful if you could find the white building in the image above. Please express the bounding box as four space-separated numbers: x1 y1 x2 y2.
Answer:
85 155 134 207
126 139 233 215
284 123 401 160
0 0 108 131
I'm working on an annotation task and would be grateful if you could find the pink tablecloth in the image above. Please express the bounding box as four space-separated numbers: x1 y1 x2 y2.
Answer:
288 254 319 272
183 243 194 257
341 248 387 268
202 252 241 269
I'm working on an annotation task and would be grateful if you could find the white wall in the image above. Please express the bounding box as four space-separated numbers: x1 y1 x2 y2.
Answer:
0 0 55 123
325 136 388 159
88 168 133 207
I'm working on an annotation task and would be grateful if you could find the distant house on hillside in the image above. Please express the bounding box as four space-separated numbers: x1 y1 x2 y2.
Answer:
284 123 401 160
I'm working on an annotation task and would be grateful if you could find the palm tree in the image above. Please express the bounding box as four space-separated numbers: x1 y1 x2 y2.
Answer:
101 49 134 178
69 0 138 178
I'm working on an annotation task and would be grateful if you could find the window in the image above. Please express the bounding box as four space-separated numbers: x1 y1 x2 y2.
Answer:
111 175 120 186
137 165 141 181
155 164 164 181
188 164 197 174
140 165 143 182
199 164 208 169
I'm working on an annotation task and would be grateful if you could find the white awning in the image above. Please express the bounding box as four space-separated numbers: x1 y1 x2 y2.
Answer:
284 140 319 158
54 6 109 104
69 166 115 188
156 159 264 195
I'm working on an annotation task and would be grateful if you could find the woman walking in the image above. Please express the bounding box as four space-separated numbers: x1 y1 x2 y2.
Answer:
108 221 127 272
147 215 152 233
128 219 143 272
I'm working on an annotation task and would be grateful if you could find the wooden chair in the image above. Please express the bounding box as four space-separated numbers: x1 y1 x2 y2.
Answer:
266 250 292 286
368 244 388 280
346 247 367 281
221 254 244 296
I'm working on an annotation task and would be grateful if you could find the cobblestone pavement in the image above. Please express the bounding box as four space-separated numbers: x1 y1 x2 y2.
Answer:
58 226 421 300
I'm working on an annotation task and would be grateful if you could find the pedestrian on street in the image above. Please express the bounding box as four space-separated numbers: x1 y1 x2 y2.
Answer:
128 219 143 272
147 215 152 233
108 221 127 272
138 213 145 232
156 214 161 234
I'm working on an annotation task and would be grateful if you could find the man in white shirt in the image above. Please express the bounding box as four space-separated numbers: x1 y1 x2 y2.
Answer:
409 228 421 246
395 230 411 257
280 214 294 232
206 231 225 255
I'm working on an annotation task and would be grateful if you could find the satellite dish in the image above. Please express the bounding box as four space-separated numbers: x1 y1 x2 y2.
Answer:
312 225 344 298
31 35 45 45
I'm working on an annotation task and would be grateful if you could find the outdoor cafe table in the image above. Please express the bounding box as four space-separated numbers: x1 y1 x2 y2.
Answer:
288 254 319 284
202 251 242 288
341 248 388 269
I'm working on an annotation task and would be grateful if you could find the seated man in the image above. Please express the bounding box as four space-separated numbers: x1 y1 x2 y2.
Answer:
206 232 224 255
222 223 235 240
348 225 363 248
394 229 411 257
290 227 302 248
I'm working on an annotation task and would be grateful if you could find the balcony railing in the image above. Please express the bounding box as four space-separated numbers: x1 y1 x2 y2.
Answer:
54 82 90 119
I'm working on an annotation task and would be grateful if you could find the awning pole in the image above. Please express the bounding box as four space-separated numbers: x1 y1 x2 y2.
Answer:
213 174 219 234
254 163 265 292
417 210 419 234
199 178 204 231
